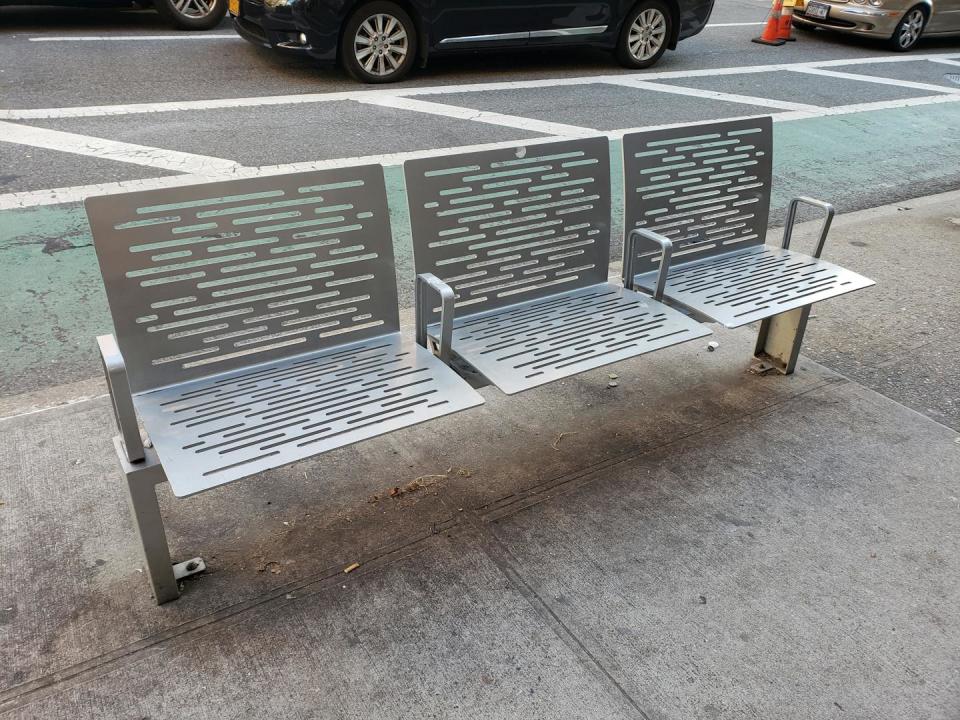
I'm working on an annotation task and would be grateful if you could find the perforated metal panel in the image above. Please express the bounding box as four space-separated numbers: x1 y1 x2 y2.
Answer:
87 166 398 393
622 117 773 276
134 334 484 496
632 245 875 328
623 117 874 327
405 137 611 318
428 283 711 394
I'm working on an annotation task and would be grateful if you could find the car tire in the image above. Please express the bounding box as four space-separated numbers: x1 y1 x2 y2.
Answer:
341 1 418 84
887 5 926 51
615 0 672 70
153 0 227 30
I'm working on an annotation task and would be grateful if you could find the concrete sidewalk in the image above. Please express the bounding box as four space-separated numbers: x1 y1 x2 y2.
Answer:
1 194 958 719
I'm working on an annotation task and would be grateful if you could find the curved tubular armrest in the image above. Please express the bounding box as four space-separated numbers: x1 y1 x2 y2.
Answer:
623 228 674 301
415 273 455 363
97 334 145 463
783 196 835 258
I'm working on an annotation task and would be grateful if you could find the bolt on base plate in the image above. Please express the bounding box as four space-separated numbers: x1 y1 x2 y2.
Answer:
173 557 206 581
749 358 779 376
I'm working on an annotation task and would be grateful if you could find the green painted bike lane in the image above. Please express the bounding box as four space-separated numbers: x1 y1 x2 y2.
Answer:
2 102 959 398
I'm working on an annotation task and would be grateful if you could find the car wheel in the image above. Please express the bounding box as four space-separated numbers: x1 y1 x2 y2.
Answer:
616 0 672 70
153 0 227 30
341 1 418 84
887 5 926 51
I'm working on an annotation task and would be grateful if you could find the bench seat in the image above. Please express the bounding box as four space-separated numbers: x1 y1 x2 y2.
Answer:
622 116 874 373
134 333 481 497
405 136 712 395
87 165 485 602
426 281 709 394
631 243 875 328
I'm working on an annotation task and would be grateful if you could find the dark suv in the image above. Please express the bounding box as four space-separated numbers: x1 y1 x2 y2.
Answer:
233 0 714 83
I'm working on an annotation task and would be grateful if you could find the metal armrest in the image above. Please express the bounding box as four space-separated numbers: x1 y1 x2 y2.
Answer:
782 196 835 258
415 273 455 363
623 228 674 301
97 334 145 463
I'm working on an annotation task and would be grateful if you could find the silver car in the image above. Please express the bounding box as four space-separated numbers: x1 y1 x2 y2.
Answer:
794 0 960 50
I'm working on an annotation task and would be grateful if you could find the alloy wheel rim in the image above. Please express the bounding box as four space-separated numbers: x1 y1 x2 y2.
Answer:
354 13 408 77
628 8 667 61
173 0 216 18
899 9 924 47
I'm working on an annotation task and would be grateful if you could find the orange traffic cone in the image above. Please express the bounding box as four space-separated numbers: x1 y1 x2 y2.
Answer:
752 0 786 46
778 1 797 41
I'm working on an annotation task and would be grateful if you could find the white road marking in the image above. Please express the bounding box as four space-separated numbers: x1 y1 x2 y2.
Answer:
28 34 239 42
0 121 241 174
0 137 565 210
789 66 960 94
0 93 359 121
254 136 569 175
608 93 960 135
0 176 232 211
705 22 767 27
772 93 960 119
4 51 960 209
929 58 960 68
4 92 960 210
3 51 960 120
602 77 824 112
353 95 596 137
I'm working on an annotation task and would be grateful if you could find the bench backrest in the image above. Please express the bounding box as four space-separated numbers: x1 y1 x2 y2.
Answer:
404 136 611 318
86 166 397 394
622 117 773 274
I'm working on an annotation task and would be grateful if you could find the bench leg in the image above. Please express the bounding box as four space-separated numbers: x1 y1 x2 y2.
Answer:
752 304 811 375
115 439 205 604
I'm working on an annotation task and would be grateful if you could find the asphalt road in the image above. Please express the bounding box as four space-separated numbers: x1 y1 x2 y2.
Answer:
1 0 959 104
0 0 959 401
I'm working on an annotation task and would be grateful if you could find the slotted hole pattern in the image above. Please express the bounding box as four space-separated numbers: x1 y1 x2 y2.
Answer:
87 166 399 392
133 335 482 493
656 245 860 323
623 117 773 269
405 137 612 318
436 283 711 394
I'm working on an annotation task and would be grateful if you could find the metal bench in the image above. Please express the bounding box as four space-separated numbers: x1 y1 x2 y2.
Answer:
87 166 483 603
622 117 875 374
403 136 711 395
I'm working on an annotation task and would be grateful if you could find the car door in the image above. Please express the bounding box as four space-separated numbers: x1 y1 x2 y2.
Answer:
429 0 534 47
526 0 615 45
926 0 960 32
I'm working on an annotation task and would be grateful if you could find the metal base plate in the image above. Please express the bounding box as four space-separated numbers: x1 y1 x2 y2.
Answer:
134 333 484 497
431 282 711 395
173 557 206 580
633 245 875 328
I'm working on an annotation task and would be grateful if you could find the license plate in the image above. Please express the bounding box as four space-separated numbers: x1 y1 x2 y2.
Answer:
805 2 829 19
228 0 240 16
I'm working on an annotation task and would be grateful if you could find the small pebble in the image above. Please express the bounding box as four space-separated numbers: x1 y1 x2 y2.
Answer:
608 381 618 388
608 373 618 380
